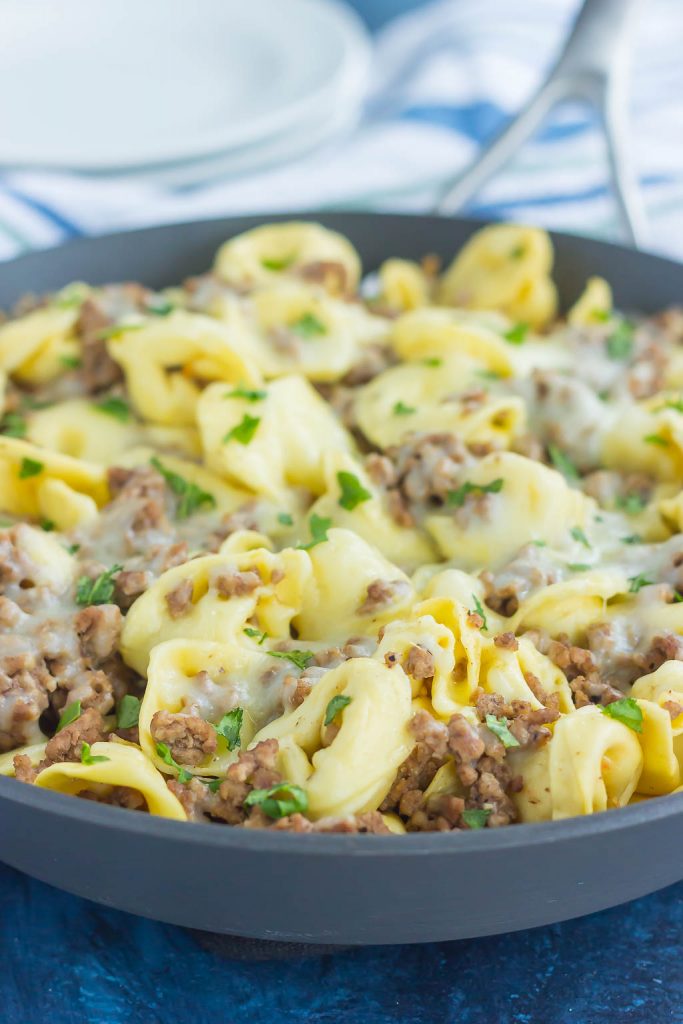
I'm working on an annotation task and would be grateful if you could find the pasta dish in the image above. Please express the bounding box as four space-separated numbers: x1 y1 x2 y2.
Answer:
1 220 682 835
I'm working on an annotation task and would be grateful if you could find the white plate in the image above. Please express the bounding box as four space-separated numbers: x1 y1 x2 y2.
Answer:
0 0 371 170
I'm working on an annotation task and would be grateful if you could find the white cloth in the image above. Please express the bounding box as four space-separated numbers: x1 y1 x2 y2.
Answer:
0 0 681 260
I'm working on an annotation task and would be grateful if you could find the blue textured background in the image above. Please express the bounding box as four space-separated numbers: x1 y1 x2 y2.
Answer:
2 4 681 1021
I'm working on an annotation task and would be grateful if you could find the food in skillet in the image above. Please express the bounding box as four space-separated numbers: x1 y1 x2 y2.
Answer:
1 221 683 835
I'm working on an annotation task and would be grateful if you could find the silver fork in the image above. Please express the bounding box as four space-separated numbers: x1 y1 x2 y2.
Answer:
434 0 647 248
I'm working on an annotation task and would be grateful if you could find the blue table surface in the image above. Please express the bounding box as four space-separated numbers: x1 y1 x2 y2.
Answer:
2 2 681 1021
1 862 682 1024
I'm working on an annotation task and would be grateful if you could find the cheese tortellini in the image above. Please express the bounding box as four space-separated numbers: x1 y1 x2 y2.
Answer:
2 220 681 837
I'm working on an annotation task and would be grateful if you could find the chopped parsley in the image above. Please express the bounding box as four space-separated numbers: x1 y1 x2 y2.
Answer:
469 593 488 631
243 782 308 819
531 539 547 547
40 519 55 532
267 649 314 671
75 564 122 606
600 697 643 733
92 396 131 422
244 626 268 645
485 714 520 748
155 742 192 783
145 295 175 316
55 283 89 308
447 478 504 508
205 778 223 793
223 414 260 445
59 354 82 370
476 369 502 381
548 444 579 482
296 513 331 550
621 534 642 545
95 321 144 341
262 254 295 271
461 808 491 829
56 700 81 733
337 471 371 511
64 543 81 555
324 694 352 726
224 386 267 402
644 433 669 447
290 312 326 338
117 694 141 730
590 308 611 323
80 742 110 765
510 245 525 260
0 413 27 438
656 398 683 414
570 526 590 548
393 400 417 416
606 319 635 361
277 512 294 527
18 457 43 479
628 573 653 593
214 708 243 751
616 493 646 516
150 456 216 519
567 563 591 572
422 357 442 367
503 322 528 345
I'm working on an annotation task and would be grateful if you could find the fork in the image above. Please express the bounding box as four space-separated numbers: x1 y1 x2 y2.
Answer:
434 0 647 248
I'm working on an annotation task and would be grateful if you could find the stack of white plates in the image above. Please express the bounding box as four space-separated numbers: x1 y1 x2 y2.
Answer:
0 0 371 185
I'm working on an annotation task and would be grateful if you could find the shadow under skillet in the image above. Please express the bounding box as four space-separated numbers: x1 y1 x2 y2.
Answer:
1 862 682 1024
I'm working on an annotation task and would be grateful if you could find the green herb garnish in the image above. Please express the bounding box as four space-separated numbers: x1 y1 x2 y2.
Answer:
40 519 55 532
214 708 243 751
18 457 43 479
324 694 352 727
590 309 611 323
277 512 294 527
606 319 635 360
95 322 144 341
92 396 131 422
244 626 268 645
503 322 528 344
644 433 669 447
56 700 81 733
55 283 88 308
447 478 504 508
261 255 295 271
80 741 110 765
224 386 267 402
393 400 417 416
548 444 579 482
1 413 27 438
117 694 141 729
65 543 81 555
337 471 371 511
470 594 488 631
628 573 653 593
59 355 82 370
656 398 683 414
422 357 443 367
150 456 216 519
290 312 326 338
461 808 491 829
223 414 260 445
570 526 590 548
475 369 502 381
600 697 643 733
243 782 308 819
75 564 122 606
510 245 525 260
616 494 646 516
155 741 192 783
485 714 520 748
297 513 331 550
567 563 591 572
146 295 174 316
267 649 314 671
621 534 642 545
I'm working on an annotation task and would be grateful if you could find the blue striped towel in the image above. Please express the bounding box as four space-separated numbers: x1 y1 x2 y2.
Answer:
0 0 681 261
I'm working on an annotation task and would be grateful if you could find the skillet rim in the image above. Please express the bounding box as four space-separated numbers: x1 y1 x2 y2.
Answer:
0 210 682 856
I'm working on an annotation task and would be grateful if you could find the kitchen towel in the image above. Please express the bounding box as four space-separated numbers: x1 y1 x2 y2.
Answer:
0 0 680 261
